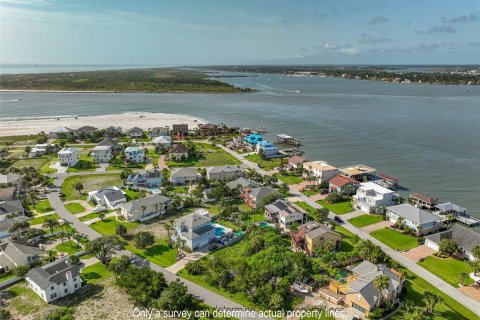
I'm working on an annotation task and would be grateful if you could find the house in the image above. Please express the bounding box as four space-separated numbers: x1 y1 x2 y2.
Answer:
173 213 215 251
425 224 480 261
87 187 126 209
287 155 305 170
169 144 189 161
225 177 260 190
302 161 339 184
105 126 122 135
198 123 220 136
0 173 21 186
58 148 80 167
408 193 438 210
153 136 172 148
172 124 189 135
291 222 342 255
339 164 376 182
126 127 144 138
353 182 397 213
255 140 278 158
98 137 122 153
375 173 399 190
118 194 170 222
74 126 97 137
0 218 28 239
206 166 243 181
324 261 404 316
124 147 145 163
25 259 83 303
0 187 16 201
90 146 112 163
242 186 277 208
30 144 54 158
149 127 169 138
0 200 25 221
48 127 71 139
170 168 198 185
329 175 359 195
386 204 443 236
243 133 263 147
264 199 308 230
0 239 42 272
126 169 163 188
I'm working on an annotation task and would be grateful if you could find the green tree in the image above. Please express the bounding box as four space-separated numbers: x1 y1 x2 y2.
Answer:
157 278 194 311
120 168 134 180
438 238 458 256
99 212 106 221
42 216 60 236
134 231 155 249
74 182 84 194
115 224 128 238
86 235 125 265
67 255 80 266
313 208 329 222
116 266 167 307
24 146 32 155
422 291 443 314
459 272 468 286
470 260 480 276
12 264 30 277
373 275 390 307
471 245 480 260
0 309 12 320
43 307 75 320
108 255 131 278
8 220 30 238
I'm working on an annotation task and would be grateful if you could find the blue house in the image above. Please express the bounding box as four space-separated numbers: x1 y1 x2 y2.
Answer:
255 140 278 158
243 134 263 147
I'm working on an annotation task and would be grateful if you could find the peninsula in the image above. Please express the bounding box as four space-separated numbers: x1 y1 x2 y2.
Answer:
0 68 254 93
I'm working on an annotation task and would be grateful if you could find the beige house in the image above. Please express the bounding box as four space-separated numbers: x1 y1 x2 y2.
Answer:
339 164 376 182
291 222 342 255
118 194 170 222
302 161 339 183
206 166 243 181
169 144 189 161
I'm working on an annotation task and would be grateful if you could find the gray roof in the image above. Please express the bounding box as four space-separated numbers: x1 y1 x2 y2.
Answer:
0 239 42 265
298 222 340 239
126 127 144 133
98 137 119 147
0 173 21 184
0 187 15 201
207 166 242 174
119 194 169 212
170 167 198 178
175 212 212 229
94 188 125 202
0 200 24 215
387 203 441 225
434 202 467 213
265 199 306 218
226 177 260 189
26 260 83 290
425 223 480 252
249 186 276 200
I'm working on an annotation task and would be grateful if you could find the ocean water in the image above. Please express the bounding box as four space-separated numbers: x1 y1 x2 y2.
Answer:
0 72 479 218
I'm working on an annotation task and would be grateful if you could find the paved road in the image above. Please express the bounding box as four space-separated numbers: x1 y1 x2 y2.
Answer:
219 145 480 317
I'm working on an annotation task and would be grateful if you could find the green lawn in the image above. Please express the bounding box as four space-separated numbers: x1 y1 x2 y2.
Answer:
0 134 43 146
30 199 53 214
348 214 384 227
62 173 122 200
317 199 354 215
55 240 83 255
79 212 103 222
123 188 141 201
64 202 86 214
418 256 474 287
90 217 139 236
126 239 177 267
11 157 49 170
0 272 15 282
244 154 281 171
167 143 241 167
67 155 98 172
392 268 479 320
29 213 60 225
39 157 58 174
275 173 302 185
334 225 356 252
4 282 47 316
295 201 316 220
301 189 320 196
81 262 112 284
370 228 419 251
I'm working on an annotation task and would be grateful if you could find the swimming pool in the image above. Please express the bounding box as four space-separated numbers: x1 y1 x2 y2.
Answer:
211 222 232 238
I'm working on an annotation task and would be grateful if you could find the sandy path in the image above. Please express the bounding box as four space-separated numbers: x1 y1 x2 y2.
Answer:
0 112 207 136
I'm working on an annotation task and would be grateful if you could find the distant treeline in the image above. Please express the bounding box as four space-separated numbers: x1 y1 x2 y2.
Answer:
0 68 255 93
200 65 480 85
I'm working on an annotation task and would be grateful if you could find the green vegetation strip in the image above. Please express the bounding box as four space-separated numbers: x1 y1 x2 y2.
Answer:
64 202 86 214
348 214 384 227
317 199 354 215
126 240 177 268
30 199 53 214
81 262 112 284
370 228 419 251
29 213 60 225
55 240 83 255
244 154 281 171
90 217 139 236
275 173 302 185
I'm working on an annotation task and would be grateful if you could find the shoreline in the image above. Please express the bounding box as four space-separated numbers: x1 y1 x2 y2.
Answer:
0 89 253 94
0 112 208 137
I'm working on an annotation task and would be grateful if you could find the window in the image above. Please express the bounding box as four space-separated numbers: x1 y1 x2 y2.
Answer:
74 284 78 288
50 286 55 291
64 289 68 294
63 282 67 286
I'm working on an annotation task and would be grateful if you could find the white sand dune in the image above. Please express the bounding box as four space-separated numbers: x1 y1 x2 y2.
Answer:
0 112 207 136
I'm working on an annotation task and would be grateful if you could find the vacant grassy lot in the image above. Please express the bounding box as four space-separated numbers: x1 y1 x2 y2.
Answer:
90 217 139 236
418 256 474 287
67 155 98 172
11 157 48 170
81 262 112 284
244 154 281 171
55 240 83 255
334 225 356 252
348 214 384 227
29 213 60 225
126 239 177 267
3 281 47 316
62 173 122 200
30 199 53 214
65 202 86 214
275 173 302 185
167 143 241 167
0 134 42 146
317 199 354 215
370 228 419 251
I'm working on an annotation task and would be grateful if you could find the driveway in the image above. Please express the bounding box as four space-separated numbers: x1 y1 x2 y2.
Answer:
144 157 154 170
166 251 208 274
361 220 393 233
158 155 167 169
309 193 327 201
95 163 109 172
339 210 365 221
402 245 435 262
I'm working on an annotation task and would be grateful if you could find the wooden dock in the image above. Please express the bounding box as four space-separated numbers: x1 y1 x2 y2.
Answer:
276 133 301 146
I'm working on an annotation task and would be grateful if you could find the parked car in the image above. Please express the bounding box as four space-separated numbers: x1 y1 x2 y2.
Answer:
208 244 219 251
334 216 343 223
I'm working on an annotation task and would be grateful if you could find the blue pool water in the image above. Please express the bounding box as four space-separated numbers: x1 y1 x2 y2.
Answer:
214 227 224 237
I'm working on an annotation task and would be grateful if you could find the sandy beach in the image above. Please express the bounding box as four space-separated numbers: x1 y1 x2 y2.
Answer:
0 112 207 136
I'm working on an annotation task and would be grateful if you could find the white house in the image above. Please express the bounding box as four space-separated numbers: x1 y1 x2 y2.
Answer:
264 199 308 230
153 136 172 148
90 146 113 163
425 224 480 261
87 187 126 209
118 194 170 222
353 182 397 213
124 147 145 163
302 161 339 184
58 148 80 167
25 259 83 303
386 204 443 236
173 213 215 251
30 144 53 158
0 239 42 272
170 168 198 185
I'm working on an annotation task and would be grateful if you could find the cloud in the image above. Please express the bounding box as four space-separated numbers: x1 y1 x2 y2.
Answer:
358 33 394 44
441 13 479 23
418 42 454 50
367 42 454 55
367 16 389 24
321 42 336 49
416 25 456 34
317 42 360 55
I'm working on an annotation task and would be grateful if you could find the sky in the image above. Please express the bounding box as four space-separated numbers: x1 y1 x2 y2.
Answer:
0 0 479 65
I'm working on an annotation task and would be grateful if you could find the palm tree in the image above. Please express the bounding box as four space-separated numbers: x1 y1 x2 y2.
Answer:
74 183 84 195
422 291 443 314
140 205 147 219
99 212 106 221
42 216 60 236
45 250 57 263
373 275 390 307
459 272 468 286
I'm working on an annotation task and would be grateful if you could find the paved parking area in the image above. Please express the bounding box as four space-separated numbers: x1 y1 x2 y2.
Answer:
402 245 435 262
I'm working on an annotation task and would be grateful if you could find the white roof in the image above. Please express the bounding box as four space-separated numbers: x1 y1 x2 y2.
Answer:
153 136 172 144
93 146 111 151
58 147 78 154
359 182 393 195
